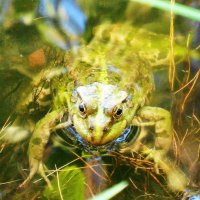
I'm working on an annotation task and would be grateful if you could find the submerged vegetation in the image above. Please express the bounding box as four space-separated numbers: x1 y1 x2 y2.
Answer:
0 0 200 200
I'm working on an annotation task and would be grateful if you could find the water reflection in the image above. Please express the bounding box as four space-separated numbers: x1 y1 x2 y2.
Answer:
38 0 86 49
0 0 86 49
0 0 12 24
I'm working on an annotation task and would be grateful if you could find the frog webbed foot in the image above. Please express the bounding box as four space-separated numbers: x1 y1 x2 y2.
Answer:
132 106 173 174
19 159 51 189
19 158 40 188
38 162 52 188
142 147 164 174
19 110 69 189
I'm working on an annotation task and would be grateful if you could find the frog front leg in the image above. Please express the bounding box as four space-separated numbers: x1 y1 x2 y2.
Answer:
132 106 172 161
132 106 188 191
19 110 71 188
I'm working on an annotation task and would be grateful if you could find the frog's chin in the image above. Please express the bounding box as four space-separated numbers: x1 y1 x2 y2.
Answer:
65 125 139 153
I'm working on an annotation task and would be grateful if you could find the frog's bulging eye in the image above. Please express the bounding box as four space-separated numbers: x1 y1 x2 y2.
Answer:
79 102 87 116
113 107 123 119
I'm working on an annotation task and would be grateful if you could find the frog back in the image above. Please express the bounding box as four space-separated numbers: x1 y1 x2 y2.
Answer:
69 24 157 105
52 23 169 108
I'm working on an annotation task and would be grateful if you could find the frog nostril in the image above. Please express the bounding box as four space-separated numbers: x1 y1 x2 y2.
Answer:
89 126 94 131
103 127 109 133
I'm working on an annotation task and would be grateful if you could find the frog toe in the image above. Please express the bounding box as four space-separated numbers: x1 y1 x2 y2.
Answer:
38 163 52 189
18 158 40 188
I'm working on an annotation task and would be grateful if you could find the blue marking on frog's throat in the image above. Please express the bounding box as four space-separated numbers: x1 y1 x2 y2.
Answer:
65 125 139 153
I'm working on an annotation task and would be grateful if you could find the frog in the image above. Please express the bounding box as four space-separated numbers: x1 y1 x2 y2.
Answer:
17 23 192 196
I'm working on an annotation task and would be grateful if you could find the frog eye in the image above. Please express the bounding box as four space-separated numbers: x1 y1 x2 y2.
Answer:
113 106 123 119
78 102 87 116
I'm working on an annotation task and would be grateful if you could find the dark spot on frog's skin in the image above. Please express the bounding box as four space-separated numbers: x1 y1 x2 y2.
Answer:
89 126 94 132
103 127 109 133
122 98 127 103
32 137 42 145
91 135 94 142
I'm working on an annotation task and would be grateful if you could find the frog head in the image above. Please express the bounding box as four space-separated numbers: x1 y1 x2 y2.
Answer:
70 82 139 145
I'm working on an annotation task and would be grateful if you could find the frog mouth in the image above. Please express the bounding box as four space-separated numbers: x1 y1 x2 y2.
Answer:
61 125 140 153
